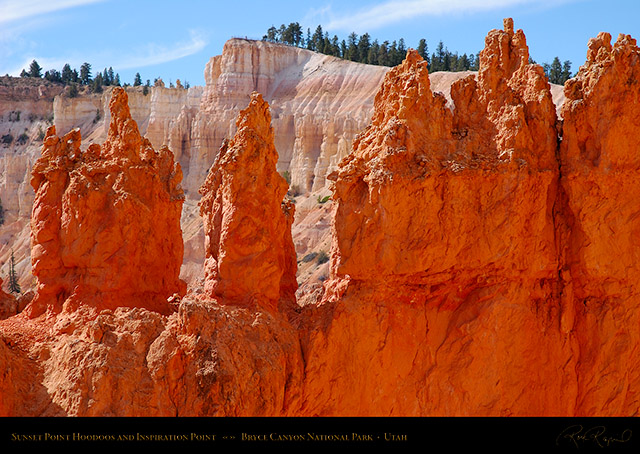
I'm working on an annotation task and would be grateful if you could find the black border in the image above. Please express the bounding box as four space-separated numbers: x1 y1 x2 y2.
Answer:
1 417 639 451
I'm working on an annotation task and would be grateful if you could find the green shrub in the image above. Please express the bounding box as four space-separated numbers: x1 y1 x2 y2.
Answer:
317 251 329 264
16 133 29 145
302 252 318 263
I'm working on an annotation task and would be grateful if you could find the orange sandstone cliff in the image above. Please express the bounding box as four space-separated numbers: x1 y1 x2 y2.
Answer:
299 20 640 416
300 18 568 416
1 19 639 417
558 32 640 414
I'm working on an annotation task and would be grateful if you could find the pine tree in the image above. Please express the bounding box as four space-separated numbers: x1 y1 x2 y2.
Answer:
469 54 479 71
92 73 104 93
323 33 332 56
417 39 429 63
378 41 390 66
331 35 340 57
265 26 278 42
28 60 42 78
397 38 406 62
389 41 399 66
368 40 380 65
561 60 572 83
44 69 62 83
456 53 470 71
61 64 74 84
80 62 92 85
134 72 142 86
549 57 563 84
357 33 371 63
281 23 294 44
8 249 20 294
312 25 324 52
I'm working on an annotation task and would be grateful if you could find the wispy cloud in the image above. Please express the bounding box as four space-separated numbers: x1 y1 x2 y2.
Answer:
0 0 106 24
4 29 209 75
114 29 208 69
320 0 563 32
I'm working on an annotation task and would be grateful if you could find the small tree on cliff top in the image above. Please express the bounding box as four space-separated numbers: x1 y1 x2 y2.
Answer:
28 60 42 78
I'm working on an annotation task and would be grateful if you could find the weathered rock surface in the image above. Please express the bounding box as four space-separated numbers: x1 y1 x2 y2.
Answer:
198 92 297 311
1 20 636 418
0 44 565 296
29 87 185 316
558 32 640 415
300 18 640 416
299 18 566 415
185 39 389 197
0 278 17 320
0 93 304 417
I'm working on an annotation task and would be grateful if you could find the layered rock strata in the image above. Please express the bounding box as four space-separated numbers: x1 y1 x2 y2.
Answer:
29 87 185 316
185 39 389 196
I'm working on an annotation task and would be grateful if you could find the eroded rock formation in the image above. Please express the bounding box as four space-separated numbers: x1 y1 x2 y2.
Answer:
300 18 565 415
29 87 185 316
0 92 304 417
558 32 640 414
0 279 17 320
1 19 639 418
198 92 297 311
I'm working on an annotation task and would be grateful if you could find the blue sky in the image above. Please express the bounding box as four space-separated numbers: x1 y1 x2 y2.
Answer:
0 0 638 87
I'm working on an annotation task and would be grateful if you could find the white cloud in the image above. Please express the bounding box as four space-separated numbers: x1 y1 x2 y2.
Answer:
0 0 106 24
4 29 209 76
114 30 208 69
321 0 561 32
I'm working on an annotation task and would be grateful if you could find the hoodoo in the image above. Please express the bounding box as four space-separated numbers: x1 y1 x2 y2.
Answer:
29 87 185 316
558 32 640 414
198 92 297 312
300 19 569 416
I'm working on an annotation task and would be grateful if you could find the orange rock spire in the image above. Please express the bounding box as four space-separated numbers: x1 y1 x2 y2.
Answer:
29 87 185 315
199 92 297 311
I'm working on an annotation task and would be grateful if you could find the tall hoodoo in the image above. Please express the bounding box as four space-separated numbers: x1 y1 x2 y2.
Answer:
304 19 566 415
558 32 640 414
29 87 185 315
199 92 297 311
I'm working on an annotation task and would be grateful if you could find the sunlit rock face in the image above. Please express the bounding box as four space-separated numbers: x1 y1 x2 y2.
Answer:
198 92 297 312
29 87 185 316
